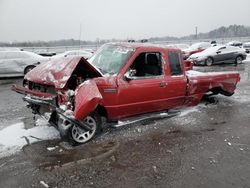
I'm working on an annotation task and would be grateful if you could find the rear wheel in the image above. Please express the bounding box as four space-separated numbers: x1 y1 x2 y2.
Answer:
205 57 213 66
235 56 243 65
68 112 102 145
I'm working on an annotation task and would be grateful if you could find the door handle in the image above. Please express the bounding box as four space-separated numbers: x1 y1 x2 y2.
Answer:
160 82 167 87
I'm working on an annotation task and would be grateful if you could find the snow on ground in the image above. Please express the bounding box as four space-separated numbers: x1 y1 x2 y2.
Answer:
172 106 201 126
243 54 250 62
232 90 250 103
0 118 60 158
179 107 200 117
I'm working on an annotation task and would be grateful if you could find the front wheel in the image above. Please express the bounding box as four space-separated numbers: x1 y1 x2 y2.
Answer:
205 57 214 66
68 112 102 145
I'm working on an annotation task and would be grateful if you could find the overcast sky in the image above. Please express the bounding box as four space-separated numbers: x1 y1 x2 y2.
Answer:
0 0 250 42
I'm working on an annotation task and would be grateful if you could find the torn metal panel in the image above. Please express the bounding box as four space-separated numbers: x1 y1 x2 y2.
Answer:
74 80 103 121
25 56 102 89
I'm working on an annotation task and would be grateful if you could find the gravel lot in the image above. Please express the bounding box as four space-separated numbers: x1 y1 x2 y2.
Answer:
0 58 250 188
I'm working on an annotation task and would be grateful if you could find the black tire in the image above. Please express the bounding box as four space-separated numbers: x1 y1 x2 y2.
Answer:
205 57 214 66
24 65 36 75
68 112 102 146
235 56 243 65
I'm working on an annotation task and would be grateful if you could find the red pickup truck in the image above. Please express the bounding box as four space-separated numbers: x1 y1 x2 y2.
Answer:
12 43 240 144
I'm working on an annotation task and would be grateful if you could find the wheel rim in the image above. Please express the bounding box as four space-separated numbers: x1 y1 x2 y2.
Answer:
71 116 97 143
236 57 242 64
206 58 213 66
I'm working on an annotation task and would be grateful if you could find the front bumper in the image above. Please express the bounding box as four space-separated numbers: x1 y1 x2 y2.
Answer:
188 59 206 66
12 84 56 99
12 84 93 133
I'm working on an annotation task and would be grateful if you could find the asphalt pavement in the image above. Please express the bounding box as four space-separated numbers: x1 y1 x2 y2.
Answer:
0 60 250 188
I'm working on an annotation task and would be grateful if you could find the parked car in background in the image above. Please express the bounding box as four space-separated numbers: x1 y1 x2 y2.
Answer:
0 47 21 51
83 49 95 54
188 45 247 66
0 50 50 77
165 43 190 50
227 41 243 47
34 49 56 57
183 42 211 59
52 50 93 60
243 42 250 53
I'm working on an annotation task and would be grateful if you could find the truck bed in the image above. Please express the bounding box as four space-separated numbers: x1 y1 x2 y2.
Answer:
186 70 240 96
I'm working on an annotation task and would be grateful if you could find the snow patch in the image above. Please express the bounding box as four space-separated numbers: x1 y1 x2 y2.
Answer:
0 119 60 158
179 107 200 117
186 70 205 76
47 146 58 151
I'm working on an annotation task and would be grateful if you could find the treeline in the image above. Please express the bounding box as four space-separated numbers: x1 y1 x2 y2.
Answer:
0 38 125 47
1 25 250 47
0 39 98 47
180 25 250 40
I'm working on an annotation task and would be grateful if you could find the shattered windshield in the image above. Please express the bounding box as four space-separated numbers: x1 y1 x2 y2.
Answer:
89 44 134 75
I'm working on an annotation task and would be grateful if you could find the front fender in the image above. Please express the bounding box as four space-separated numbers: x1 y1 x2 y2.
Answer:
74 80 102 121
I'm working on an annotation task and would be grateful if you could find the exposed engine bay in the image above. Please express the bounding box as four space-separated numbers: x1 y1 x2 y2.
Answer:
22 58 102 113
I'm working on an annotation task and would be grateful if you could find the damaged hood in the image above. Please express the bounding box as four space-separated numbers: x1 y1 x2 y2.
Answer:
25 56 102 89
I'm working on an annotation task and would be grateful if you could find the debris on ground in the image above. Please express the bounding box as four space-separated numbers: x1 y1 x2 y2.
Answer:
152 165 158 173
40 181 49 188
46 146 58 151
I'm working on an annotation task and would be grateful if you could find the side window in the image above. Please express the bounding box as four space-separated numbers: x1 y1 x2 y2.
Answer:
168 52 182 76
130 52 162 77
221 47 230 53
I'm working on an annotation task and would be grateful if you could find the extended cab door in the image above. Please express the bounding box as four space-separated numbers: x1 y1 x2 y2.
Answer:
162 50 187 108
115 50 168 119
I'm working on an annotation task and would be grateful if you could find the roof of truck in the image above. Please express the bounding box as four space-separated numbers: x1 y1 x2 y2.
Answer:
107 42 181 52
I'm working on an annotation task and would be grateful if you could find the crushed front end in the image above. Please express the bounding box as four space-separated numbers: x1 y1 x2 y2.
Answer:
12 56 103 141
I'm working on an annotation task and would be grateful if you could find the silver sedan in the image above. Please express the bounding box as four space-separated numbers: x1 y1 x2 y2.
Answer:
188 45 247 66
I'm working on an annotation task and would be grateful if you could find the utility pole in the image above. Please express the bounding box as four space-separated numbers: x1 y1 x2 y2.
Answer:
79 23 82 49
195 26 198 39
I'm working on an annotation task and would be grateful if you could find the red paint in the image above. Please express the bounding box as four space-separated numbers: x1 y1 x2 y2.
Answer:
74 80 102 120
189 48 205 56
25 56 101 89
12 85 56 99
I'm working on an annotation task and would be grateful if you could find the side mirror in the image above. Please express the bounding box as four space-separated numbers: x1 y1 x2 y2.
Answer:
124 69 136 81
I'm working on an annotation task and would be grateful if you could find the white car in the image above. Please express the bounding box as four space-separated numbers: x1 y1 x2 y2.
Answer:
52 50 93 59
227 41 243 47
183 42 211 59
243 42 250 53
165 43 190 50
0 51 50 77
